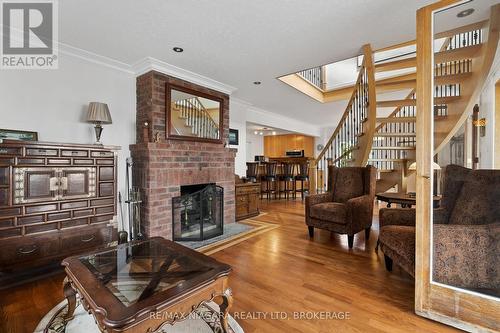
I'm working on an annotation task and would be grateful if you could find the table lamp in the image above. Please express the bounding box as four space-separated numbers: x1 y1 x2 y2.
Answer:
86 102 112 144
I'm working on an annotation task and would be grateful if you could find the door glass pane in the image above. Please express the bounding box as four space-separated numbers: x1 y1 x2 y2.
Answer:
432 2 500 298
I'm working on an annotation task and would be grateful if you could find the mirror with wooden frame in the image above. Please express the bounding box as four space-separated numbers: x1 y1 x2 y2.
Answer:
166 84 223 142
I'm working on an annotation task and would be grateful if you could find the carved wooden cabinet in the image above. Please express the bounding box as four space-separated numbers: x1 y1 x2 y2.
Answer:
235 182 260 221
0 140 119 288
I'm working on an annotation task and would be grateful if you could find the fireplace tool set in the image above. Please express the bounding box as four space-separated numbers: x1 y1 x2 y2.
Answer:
126 157 144 241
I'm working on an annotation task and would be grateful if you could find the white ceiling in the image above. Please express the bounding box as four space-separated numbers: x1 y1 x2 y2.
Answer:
59 0 493 128
246 122 293 136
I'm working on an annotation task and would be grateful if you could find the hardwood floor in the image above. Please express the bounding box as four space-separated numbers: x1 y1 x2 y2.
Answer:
0 199 460 333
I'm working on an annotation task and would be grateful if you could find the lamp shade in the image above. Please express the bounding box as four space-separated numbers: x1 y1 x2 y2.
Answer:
86 102 112 124
408 162 441 171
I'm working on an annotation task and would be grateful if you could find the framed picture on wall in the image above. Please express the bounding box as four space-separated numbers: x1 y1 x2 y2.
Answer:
229 129 239 145
0 129 38 142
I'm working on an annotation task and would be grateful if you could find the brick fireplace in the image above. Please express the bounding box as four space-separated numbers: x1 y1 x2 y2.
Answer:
129 71 236 239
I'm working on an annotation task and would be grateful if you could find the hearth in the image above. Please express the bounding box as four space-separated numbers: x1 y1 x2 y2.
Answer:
172 184 224 241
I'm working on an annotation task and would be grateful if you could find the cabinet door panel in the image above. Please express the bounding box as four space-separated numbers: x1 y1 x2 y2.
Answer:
15 169 58 204
61 168 96 200
248 194 259 214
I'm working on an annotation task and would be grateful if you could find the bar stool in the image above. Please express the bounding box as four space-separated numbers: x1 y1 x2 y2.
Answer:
279 162 296 200
260 162 278 200
294 161 310 200
245 162 259 183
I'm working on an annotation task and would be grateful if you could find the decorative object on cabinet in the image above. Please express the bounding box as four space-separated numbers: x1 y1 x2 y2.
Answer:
0 128 38 142
86 102 112 144
153 131 162 143
229 129 239 145
0 140 119 289
142 122 150 143
235 177 260 221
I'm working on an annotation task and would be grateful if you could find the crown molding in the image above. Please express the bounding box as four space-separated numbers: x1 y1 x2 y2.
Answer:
230 97 253 107
55 44 238 96
58 42 134 74
132 57 237 95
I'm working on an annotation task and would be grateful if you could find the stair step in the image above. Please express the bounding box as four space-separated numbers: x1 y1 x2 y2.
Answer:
435 72 472 85
374 132 416 137
376 79 416 92
375 44 482 72
369 158 406 162
376 96 459 108
376 117 416 123
355 132 365 138
376 115 449 123
376 72 473 92
435 44 482 64
371 146 415 150
378 169 396 173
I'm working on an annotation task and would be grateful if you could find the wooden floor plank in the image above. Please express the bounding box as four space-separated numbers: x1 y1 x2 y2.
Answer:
0 200 460 333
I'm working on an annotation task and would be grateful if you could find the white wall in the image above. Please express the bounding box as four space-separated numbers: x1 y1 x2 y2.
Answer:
245 131 264 164
230 98 322 176
478 53 500 169
0 50 136 229
228 100 247 176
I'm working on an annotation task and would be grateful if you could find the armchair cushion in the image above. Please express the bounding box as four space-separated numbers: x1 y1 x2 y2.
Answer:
449 177 500 225
310 202 347 224
332 168 365 203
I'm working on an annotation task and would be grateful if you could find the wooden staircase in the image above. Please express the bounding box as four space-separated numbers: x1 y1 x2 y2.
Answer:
311 7 499 194
311 45 377 193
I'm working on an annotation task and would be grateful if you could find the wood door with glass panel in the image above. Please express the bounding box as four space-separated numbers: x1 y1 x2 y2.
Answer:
416 1 500 332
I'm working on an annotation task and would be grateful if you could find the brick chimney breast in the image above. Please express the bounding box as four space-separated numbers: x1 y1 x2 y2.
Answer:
130 71 236 239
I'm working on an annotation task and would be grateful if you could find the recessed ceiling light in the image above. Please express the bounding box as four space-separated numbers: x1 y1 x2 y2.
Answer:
272 131 277 135
254 131 258 135
457 8 474 18
253 81 261 85
259 132 263 135
173 47 184 53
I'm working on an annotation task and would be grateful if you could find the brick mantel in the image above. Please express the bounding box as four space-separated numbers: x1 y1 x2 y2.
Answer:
130 71 236 239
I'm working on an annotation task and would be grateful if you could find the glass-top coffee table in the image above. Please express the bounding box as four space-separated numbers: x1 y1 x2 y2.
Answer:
62 237 232 333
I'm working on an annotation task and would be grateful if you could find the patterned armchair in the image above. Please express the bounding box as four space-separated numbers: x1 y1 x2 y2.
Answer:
305 166 376 249
379 165 500 291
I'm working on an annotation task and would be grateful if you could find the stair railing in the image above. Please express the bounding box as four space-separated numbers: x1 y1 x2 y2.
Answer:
311 44 376 193
297 66 324 90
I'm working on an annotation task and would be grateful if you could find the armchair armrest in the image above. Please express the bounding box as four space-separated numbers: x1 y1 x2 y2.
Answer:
433 222 500 289
379 208 416 228
305 192 333 221
305 192 333 207
346 194 374 232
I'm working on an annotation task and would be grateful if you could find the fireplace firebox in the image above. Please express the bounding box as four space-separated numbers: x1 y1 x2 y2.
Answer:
172 184 224 241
